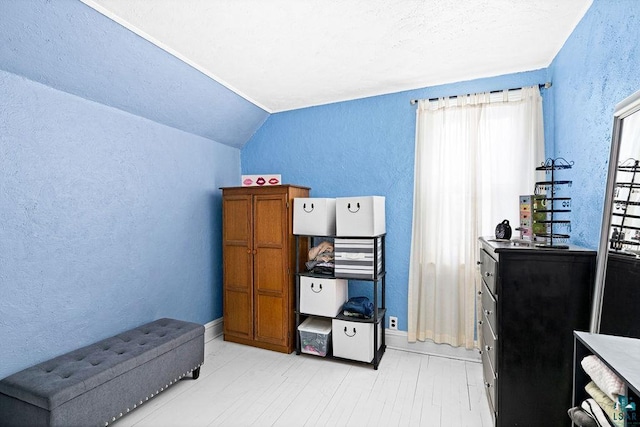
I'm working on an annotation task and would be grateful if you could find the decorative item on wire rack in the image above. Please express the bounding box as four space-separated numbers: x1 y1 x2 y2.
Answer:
610 158 640 254
533 157 574 249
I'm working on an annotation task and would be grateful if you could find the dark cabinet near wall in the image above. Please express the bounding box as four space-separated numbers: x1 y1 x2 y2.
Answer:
599 252 640 339
478 237 596 427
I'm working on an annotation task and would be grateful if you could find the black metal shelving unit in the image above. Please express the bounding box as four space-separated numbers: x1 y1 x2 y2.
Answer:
294 234 386 369
533 157 574 249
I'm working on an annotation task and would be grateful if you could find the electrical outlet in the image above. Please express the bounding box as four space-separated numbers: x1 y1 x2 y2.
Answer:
389 316 398 330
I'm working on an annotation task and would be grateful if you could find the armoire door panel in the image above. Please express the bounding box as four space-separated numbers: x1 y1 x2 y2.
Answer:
254 196 286 245
224 245 252 289
224 289 253 338
254 247 286 293
255 294 286 344
223 196 252 244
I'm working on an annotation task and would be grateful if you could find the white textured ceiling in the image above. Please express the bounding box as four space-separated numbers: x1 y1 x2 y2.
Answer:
81 0 592 113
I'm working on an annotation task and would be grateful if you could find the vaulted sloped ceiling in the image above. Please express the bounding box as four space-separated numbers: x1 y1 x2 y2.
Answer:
1 1 592 148
82 0 593 113
0 0 268 149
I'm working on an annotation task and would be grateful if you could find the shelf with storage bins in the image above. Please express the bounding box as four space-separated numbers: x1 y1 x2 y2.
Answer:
293 234 387 370
610 158 640 253
572 331 640 426
533 157 574 248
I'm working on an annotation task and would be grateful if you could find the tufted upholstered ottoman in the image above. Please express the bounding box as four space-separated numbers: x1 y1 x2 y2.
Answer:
0 318 204 427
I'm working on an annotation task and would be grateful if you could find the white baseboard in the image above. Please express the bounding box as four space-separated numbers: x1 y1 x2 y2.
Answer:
205 319 479 362
204 317 224 343
385 329 481 362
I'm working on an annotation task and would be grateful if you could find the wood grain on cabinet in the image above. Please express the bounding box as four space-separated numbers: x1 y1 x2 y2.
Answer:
222 185 310 353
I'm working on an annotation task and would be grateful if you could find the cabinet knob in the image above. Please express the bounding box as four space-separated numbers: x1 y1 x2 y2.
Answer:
477 290 482 295
253 250 257 255
485 345 492 352
485 272 492 277
484 309 492 316
485 382 491 388
246 249 251 254
476 261 483 265
478 320 483 325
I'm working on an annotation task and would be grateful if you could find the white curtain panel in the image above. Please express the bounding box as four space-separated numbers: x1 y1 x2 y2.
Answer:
408 86 544 349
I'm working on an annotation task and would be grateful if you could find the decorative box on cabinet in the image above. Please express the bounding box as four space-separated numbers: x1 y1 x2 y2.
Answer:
478 237 595 427
294 234 386 369
221 184 310 353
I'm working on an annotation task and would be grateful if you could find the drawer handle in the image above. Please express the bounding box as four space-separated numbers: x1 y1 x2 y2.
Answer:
485 272 493 277
347 202 361 213
485 345 492 352
478 320 483 325
484 309 492 316
478 349 482 355
477 290 482 295
476 261 482 265
310 283 323 293
303 203 314 213
485 382 491 389
343 327 357 337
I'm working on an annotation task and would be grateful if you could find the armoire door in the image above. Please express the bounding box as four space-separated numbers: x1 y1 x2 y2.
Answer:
222 194 254 340
253 193 289 347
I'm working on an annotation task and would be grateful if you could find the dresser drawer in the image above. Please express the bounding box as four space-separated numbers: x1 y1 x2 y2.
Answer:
479 249 497 294
482 312 497 373
481 281 497 337
481 340 496 414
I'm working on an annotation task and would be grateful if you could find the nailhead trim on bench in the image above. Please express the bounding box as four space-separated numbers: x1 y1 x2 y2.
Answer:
102 364 202 426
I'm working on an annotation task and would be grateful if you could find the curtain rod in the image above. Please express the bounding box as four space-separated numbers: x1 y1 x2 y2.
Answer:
409 82 552 105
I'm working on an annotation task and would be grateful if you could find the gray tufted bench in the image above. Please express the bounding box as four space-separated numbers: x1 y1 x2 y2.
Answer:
0 318 204 427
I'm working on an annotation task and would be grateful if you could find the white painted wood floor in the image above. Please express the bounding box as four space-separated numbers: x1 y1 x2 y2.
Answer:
113 336 493 427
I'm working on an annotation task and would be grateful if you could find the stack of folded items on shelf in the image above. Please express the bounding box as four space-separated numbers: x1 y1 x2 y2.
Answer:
306 241 334 275
567 355 627 427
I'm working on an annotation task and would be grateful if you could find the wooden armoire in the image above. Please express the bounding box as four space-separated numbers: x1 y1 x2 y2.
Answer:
221 185 310 353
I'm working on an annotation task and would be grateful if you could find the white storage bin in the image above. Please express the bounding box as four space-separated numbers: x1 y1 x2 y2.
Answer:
299 276 348 317
298 317 332 357
334 237 383 279
293 198 336 236
332 319 382 363
336 196 385 236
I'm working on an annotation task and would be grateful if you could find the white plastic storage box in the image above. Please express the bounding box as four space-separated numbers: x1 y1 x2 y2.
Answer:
335 196 385 236
299 276 348 317
332 319 382 363
334 237 383 279
298 317 332 357
293 198 336 236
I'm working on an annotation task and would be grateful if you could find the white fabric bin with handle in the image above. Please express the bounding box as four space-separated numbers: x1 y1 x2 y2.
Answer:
332 318 382 363
335 196 385 236
293 198 336 236
299 276 348 317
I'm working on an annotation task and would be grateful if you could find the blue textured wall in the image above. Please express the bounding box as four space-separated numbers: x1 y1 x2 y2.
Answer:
0 71 239 378
0 0 268 148
242 69 550 332
549 0 640 249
